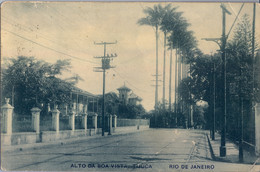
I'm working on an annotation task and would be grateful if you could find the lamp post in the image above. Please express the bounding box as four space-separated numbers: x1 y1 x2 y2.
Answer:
202 38 220 141
210 52 216 141
201 3 231 157
219 3 231 157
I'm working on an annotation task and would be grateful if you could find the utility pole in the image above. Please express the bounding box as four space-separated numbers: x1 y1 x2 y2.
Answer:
94 41 117 136
151 75 161 127
202 4 231 157
189 62 192 128
151 75 162 104
210 52 216 141
155 26 159 111
252 3 256 98
220 3 231 157
212 60 216 140
239 63 244 162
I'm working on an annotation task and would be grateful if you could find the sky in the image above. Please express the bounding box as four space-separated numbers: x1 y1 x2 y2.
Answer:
1 2 259 111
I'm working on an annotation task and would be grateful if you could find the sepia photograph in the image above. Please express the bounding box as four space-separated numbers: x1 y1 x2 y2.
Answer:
1 1 260 171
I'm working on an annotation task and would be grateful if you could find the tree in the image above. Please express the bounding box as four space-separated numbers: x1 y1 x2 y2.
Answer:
117 103 145 119
225 14 258 143
138 4 165 110
167 18 196 123
2 56 74 115
160 4 181 109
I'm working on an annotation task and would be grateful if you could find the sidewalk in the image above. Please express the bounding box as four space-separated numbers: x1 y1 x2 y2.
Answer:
207 132 260 165
1 126 150 153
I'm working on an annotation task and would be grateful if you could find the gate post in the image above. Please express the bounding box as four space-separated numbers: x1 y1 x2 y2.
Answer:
1 98 13 145
31 107 41 133
82 113 88 131
1 98 14 135
92 113 98 134
113 115 117 128
108 115 112 135
52 105 60 132
69 111 75 131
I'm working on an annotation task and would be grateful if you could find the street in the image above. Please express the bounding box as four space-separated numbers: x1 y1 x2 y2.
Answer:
1 129 257 172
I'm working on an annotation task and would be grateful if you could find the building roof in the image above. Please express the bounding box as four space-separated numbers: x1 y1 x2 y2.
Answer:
128 92 142 101
72 86 97 98
117 85 131 92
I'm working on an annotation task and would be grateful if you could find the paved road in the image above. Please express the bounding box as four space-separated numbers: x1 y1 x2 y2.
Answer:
1 129 257 171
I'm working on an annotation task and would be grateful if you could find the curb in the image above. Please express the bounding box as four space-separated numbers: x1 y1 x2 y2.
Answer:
2 128 150 153
206 133 216 161
206 134 231 163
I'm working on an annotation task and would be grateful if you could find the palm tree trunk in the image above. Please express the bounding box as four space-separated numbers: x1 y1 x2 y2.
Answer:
175 47 178 126
155 25 159 110
177 47 182 124
169 42 173 111
163 31 166 110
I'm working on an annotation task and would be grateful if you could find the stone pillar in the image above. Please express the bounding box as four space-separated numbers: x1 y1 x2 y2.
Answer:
92 113 98 133
113 115 117 128
73 102 77 111
1 98 13 134
52 106 60 132
47 103 51 113
109 115 113 135
255 103 260 156
82 113 88 130
83 104 88 114
31 107 41 133
190 105 194 127
69 111 75 131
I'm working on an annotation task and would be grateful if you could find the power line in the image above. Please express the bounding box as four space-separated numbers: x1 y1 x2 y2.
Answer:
2 17 70 50
2 28 98 64
112 68 150 93
226 3 245 39
2 14 95 58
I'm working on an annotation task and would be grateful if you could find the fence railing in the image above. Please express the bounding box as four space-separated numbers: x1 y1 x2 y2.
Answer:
117 118 149 127
13 115 32 132
1 99 149 135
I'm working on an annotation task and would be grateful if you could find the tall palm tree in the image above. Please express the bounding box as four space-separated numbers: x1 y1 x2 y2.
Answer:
138 4 165 110
160 4 181 110
168 19 192 125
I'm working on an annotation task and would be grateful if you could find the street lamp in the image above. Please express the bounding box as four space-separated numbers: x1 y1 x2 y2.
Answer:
220 3 231 157
201 3 231 157
210 52 216 141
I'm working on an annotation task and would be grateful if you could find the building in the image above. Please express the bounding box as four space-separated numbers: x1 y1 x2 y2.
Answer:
117 84 131 104
59 87 99 116
117 84 142 106
128 92 142 105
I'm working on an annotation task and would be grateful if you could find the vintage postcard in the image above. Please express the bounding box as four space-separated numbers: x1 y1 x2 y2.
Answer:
1 1 260 172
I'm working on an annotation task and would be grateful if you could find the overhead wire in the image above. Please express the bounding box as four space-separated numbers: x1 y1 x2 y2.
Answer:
2 28 98 64
2 16 74 51
112 68 150 93
227 3 245 39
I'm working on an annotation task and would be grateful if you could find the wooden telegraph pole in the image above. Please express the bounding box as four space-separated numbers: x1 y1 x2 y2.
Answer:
94 41 117 136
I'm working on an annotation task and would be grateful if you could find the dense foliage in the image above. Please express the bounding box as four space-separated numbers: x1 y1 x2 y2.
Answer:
1 56 74 115
178 14 258 143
